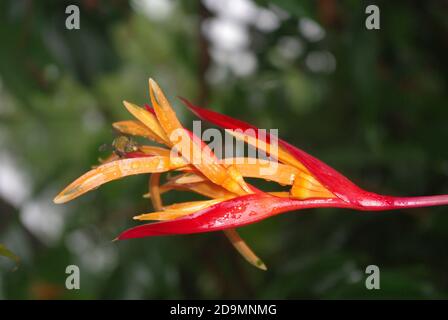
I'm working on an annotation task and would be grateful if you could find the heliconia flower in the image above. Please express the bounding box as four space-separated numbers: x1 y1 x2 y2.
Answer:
54 79 448 270
55 79 272 269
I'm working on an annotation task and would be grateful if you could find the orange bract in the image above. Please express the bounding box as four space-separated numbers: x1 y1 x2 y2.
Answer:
112 120 166 144
122 101 170 145
54 78 335 270
54 156 185 204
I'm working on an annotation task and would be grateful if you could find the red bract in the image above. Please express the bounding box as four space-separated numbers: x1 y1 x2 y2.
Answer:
118 193 350 239
182 99 448 210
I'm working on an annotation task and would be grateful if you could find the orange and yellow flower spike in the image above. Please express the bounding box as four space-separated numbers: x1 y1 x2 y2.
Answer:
149 82 266 269
227 129 310 174
223 229 267 271
54 156 186 204
149 79 251 196
134 196 268 270
149 173 163 211
122 101 170 145
112 120 167 145
138 145 175 158
150 178 236 199
229 158 299 186
134 198 226 221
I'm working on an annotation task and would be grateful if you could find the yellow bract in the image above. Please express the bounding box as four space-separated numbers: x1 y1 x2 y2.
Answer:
54 156 185 204
122 101 170 145
134 199 226 221
112 120 166 144
54 78 335 271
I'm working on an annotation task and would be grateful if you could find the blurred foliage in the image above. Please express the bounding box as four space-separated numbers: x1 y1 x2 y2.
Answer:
0 244 20 270
0 0 447 299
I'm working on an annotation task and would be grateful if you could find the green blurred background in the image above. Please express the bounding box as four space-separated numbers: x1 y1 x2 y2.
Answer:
0 0 447 299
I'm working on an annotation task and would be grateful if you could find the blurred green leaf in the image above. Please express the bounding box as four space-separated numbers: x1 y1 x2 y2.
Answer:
0 244 20 271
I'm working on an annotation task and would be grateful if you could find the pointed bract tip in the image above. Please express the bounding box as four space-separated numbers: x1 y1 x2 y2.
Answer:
258 262 268 271
53 194 66 204
148 78 157 88
123 101 141 114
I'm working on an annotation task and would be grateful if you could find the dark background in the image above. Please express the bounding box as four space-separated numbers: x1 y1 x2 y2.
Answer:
0 0 447 299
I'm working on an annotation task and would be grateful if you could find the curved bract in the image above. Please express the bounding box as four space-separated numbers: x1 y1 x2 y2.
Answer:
118 193 351 239
54 79 448 270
